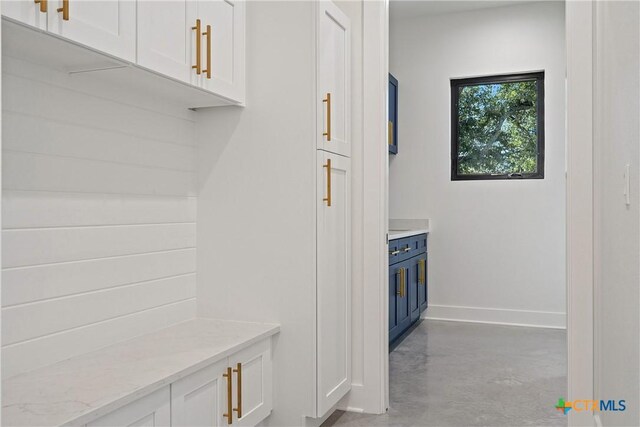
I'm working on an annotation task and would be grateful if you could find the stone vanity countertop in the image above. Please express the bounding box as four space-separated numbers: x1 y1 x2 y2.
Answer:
3 318 280 427
389 228 430 240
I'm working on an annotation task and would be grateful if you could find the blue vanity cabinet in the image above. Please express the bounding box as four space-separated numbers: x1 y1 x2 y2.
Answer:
389 233 428 344
388 73 398 155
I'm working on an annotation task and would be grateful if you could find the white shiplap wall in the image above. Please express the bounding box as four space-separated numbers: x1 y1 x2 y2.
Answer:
1 57 198 378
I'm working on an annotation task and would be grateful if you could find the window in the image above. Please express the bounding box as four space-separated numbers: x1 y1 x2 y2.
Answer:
450 72 545 180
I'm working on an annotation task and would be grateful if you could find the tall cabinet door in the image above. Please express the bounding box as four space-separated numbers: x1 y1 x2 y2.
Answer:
2 1 47 30
196 0 245 102
316 151 351 416
137 1 197 83
171 358 228 427
389 264 401 342
317 1 350 157
47 0 136 61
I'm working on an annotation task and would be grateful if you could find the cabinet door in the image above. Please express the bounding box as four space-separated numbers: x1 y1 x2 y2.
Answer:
47 0 136 62
2 0 47 30
87 387 170 427
408 256 420 323
389 264 401 342
317 1 350 157
388 74 398 154
171 358 228 427
232 339 273 426
137 1 196 83
196 0 245 102
418 254 428 313
316 151 351 416
395 261 411 337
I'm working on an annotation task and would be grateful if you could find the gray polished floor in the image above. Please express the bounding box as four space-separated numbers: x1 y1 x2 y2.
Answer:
323 320 567 427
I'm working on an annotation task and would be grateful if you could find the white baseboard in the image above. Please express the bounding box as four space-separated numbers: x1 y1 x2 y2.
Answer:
424 304 566 329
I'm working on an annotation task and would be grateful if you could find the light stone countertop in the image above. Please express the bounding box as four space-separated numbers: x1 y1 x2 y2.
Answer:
389 229 429 240
2 318 280 427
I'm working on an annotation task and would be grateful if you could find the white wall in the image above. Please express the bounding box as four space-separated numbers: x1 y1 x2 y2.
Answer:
593 1 640 425
389 1 566 328
1 57 197 378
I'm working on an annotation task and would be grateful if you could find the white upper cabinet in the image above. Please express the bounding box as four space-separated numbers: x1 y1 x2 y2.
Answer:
317 1 350 157
195 0 245 102
316 151 351 416
3 0 48 30
137 1 197 83
47 0 136 62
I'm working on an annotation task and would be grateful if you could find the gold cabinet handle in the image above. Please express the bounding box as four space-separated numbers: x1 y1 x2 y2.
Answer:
323 93 331 141
35 0 47 13
202 24 212 79
418 259 423 285
323 158 331 207
396 269 402 296
388 121 393 146
56 0 68 20
233 362 242 419
223 367 233 425
397 268 405 298
192 19 202 75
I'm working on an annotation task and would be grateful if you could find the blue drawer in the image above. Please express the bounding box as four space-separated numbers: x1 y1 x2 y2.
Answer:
390 233 427 264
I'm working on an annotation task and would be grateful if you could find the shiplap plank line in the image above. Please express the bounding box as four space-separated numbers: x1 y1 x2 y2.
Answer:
2 223 196 268
2 73 196 146
3 151 196 196
3 274 196 345
3 111 195 171
2 248 196 307
2 299 196 378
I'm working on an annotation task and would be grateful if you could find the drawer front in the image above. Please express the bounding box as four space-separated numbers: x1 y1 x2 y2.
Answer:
388 238 406 264
390 234 427 263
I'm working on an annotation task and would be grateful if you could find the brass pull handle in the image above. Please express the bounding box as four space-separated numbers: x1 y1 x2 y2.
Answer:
398 268 406 298
202 24 212 79
389 250 400 256
396 269 402 296
323 93 331 141
192 19 202 75
418 259 424 285
233 362 242 418
323 158 332 207
388 121 393 146
223 367 233 425
56 0 68 20
35 0 47 13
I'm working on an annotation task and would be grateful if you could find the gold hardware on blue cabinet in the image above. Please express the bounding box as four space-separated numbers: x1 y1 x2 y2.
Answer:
388 121 393 146
223 367 233 424
233 362 242 418
192 19 202 75
418 259 425 285
57 0 68 20
323 158 332 207
202 24 212 79
397 268 406 298
323 93 332 141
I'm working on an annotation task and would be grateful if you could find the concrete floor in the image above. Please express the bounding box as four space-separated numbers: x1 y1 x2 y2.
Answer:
323 320 567 427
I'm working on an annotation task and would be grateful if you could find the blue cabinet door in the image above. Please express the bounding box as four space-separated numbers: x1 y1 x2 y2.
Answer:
389 264 400 341
408 256 420 323
418 253 428 313
388 74 398 155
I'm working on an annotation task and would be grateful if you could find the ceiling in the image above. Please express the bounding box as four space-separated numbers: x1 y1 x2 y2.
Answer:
390 1 543 21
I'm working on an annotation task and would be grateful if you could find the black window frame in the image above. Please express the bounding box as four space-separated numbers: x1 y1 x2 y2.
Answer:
450 71 545 181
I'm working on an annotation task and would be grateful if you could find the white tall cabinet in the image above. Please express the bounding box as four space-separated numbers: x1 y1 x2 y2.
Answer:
315 1 352 417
